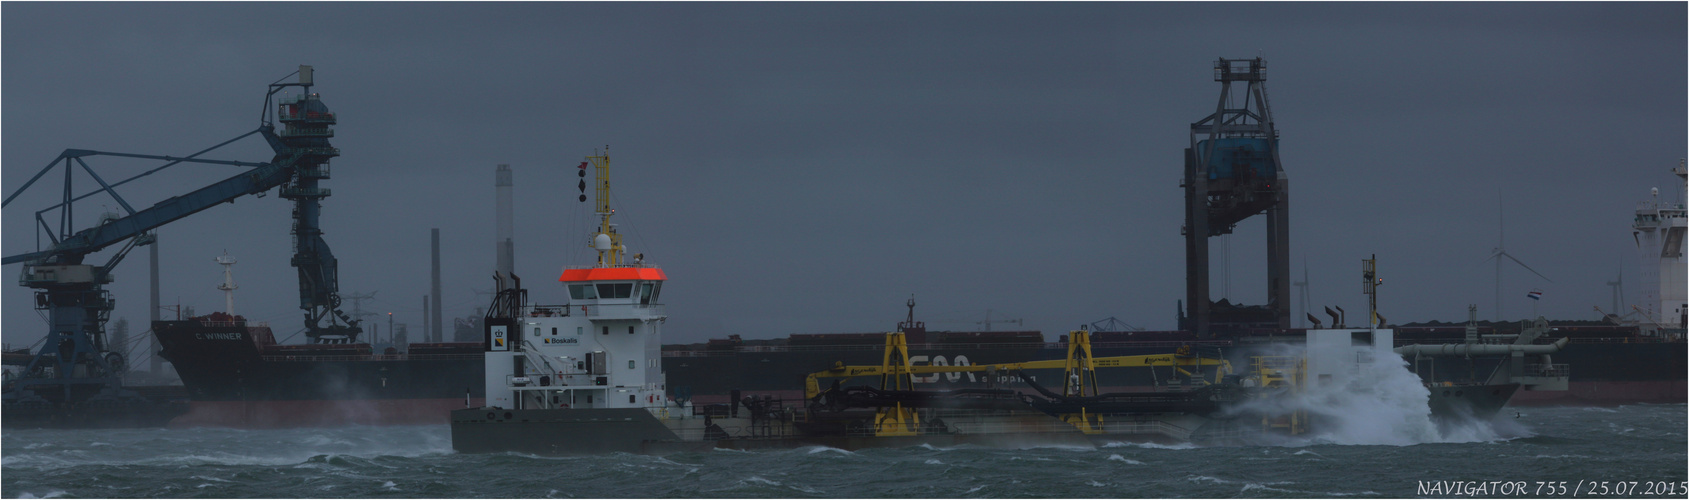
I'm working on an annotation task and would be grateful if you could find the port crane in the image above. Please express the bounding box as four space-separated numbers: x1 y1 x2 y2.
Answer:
2 66 361 410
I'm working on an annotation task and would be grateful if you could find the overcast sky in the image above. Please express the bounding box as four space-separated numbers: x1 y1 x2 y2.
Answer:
4 3 1685 364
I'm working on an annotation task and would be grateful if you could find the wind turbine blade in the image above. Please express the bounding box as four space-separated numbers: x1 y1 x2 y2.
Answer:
1500 252 1553 282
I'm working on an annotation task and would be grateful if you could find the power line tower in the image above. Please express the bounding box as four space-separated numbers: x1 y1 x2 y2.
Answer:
1182 57 1291 338
343 291 379 332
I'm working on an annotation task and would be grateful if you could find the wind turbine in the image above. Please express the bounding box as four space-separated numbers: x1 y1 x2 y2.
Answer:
1481 193 1552 321
1605 261 1627 322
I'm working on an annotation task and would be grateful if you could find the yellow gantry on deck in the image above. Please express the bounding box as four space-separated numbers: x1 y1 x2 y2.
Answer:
874 331 920 436
1252 356 1308 435
802 330 1233 436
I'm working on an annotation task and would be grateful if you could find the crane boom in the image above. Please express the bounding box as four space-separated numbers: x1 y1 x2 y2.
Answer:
3 144 297 267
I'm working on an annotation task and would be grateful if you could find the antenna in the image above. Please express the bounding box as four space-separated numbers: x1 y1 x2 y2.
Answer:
585 148 623 267
1482 189 1551 320
1293 255 1309 328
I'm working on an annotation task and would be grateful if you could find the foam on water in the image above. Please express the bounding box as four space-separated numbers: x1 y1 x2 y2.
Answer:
802 446 852 455
3 407 1681 498
1100 441 1197 450
1225 343 1529 446
1105 454 1145 464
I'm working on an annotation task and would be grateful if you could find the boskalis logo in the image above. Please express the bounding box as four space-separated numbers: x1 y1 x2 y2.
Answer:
544 338 579 344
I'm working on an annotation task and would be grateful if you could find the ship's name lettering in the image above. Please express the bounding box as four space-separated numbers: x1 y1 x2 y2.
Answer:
195 332 244 341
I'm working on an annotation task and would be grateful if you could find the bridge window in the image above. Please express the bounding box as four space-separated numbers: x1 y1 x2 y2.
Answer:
568 284 598 300
639 283 654 305
595 283 634 299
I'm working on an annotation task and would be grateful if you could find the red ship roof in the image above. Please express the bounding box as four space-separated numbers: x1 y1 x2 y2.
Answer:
558 267 667 282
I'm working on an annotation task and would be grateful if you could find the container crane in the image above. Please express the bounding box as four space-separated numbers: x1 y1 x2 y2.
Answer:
1 66 361 418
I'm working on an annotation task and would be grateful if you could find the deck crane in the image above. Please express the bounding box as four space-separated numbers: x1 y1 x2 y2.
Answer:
2 66 361 410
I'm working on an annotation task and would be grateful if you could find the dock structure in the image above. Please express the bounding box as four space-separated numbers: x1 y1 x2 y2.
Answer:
1182 57 1291 338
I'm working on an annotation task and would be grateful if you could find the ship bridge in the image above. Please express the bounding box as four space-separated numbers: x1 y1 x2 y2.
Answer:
478 149 672 415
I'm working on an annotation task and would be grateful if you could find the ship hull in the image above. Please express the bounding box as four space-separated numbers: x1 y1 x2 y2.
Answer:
153 319 484 428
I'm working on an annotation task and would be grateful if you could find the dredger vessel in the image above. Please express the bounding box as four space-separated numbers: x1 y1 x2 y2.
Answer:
447 151 1505 455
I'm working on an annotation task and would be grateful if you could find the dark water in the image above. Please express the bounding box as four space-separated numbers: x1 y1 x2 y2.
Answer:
4 405 1684 498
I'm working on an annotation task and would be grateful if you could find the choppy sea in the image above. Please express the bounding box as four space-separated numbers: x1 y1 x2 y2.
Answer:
3 404 1684 498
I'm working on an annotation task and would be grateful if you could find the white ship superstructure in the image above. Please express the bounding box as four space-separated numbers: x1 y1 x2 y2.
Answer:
480 151 672 413
1631 161 1687 336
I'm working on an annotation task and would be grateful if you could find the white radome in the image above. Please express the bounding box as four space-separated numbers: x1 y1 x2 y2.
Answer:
594 233 613 251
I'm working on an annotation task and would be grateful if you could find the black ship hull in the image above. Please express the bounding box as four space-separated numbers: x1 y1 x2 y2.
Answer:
152 319 484 427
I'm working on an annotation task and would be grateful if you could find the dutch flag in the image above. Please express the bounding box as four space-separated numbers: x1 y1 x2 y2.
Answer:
1527 289 1544 301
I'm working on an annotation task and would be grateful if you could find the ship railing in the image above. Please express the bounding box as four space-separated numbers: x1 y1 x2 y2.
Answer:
525 305 571 317
1523 363 1571 378
581 304 666 317
662 340 1235 357
260 353 482 362
1567 336 1678 344
195 321 268 328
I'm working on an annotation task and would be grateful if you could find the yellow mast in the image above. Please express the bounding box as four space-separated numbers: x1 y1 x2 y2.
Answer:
586 148 623 268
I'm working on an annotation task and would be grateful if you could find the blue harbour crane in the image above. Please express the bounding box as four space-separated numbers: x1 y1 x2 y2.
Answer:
2 67 361 421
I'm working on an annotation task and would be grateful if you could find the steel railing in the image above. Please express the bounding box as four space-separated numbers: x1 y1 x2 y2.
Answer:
260 353 481 362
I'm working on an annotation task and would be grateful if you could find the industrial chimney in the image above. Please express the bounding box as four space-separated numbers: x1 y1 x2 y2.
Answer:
496 164 515 279
431 228 443 343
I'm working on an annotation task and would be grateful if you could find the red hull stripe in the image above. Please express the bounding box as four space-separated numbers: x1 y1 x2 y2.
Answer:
558 268 667 282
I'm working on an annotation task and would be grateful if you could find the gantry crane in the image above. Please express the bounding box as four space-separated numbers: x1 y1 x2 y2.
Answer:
2 66 361 409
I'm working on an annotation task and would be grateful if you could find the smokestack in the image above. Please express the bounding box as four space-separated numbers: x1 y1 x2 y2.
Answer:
496 164 515 278
432 228 443 343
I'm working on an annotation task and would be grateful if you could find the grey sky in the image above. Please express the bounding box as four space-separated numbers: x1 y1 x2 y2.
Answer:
4 2 1685 361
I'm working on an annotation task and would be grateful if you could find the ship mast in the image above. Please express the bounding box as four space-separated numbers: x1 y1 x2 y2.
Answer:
586 148 624 268
216 251 238 316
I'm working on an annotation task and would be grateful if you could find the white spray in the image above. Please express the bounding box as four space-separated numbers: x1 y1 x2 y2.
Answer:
1226 338 1522 446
